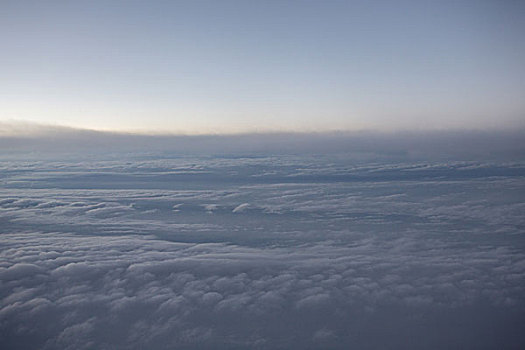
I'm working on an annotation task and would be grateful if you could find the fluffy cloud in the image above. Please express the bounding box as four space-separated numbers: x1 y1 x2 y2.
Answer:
1 157 524 349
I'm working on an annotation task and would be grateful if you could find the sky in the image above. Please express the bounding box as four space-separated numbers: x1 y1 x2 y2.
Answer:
1 0 525 134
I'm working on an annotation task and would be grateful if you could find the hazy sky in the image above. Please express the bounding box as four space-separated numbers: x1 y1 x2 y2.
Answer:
1 0 524 134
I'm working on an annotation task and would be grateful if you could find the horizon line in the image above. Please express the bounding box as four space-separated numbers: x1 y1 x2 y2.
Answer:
2 119 525 138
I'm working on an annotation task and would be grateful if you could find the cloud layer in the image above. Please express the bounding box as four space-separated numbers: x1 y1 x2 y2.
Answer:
1 155 525 349
1 121 524 161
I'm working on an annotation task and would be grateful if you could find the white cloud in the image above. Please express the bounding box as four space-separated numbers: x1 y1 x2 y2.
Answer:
1 156 524 349
232 203 250 213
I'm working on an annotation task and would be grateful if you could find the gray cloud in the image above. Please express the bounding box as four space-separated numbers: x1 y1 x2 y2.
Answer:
1 227 524 349
1 150 524 349
1 121 524 161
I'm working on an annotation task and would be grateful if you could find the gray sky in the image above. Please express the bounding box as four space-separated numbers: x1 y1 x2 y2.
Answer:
1 0 524 133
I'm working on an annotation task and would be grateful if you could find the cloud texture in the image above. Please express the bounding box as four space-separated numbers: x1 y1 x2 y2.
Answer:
1 155 525 349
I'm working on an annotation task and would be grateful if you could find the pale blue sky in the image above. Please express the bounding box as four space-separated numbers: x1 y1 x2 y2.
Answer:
1 0 524 133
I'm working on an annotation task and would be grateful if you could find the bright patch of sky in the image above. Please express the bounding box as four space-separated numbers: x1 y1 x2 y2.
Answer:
1 0 524 133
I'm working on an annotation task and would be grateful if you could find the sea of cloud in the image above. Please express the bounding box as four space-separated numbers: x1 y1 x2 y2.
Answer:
1 153 525 349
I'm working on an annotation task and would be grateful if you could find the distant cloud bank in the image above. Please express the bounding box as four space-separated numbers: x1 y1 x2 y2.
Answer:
1 121 524 161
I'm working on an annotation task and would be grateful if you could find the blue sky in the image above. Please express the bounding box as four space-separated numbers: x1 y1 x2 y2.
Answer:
1 0 524 133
